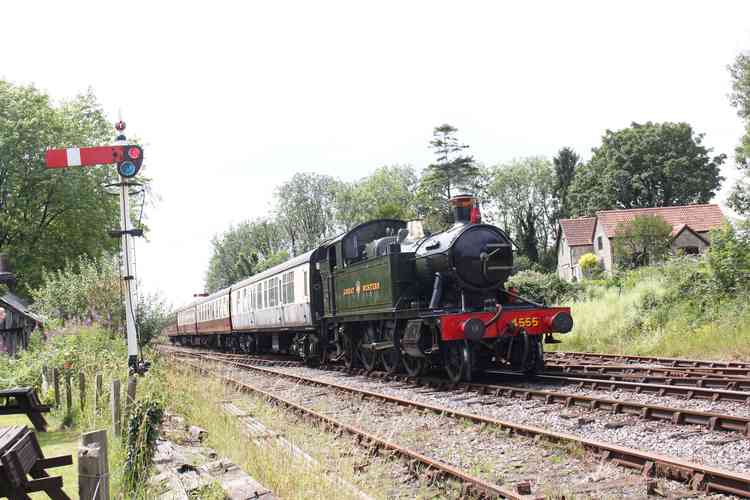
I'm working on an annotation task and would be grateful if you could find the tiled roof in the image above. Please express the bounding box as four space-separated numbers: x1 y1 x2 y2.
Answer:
559 217 596 246
596 204 725 238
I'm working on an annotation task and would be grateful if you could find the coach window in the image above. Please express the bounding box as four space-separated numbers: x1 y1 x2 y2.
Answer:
303 270 308 298
283 272 294 304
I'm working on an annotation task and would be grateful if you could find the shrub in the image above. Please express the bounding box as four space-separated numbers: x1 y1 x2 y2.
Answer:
706 223 750 295
506 270 580 305
123 396 165 492
578 252 602 278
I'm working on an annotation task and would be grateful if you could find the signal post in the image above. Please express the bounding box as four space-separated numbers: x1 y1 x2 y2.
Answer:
45 121 148 374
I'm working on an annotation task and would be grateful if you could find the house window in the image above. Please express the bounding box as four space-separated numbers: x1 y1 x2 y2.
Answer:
597 236 603 251
683 246 700 255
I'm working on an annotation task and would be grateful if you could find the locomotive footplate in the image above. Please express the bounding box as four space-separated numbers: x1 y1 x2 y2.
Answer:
439 307 573 342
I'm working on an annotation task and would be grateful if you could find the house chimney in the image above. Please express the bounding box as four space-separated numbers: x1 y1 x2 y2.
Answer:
0 255 17 292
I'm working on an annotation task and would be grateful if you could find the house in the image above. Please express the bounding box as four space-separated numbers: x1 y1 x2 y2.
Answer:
557 204 725 281
0 292 43 356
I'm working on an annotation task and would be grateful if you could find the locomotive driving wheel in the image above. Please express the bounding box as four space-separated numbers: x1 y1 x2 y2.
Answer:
381 321 402 375
341 330 359 370
359 324 379 372
402 354 426 377
443 341 474 383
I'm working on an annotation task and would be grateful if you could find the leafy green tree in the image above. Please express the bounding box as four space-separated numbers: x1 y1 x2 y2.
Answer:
613 215 673 268
484 157 556 265
275 172 338 255
416 124 480 229
0 82 125 295
553 147 581 222
728 53 750 214
568 122 726 217
204 218 288 293
334 165 418 230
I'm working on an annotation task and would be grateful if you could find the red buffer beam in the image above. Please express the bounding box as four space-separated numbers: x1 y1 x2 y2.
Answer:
45 146 126 169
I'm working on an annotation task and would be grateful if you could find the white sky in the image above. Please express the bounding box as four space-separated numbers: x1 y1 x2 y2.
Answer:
2 1 749 306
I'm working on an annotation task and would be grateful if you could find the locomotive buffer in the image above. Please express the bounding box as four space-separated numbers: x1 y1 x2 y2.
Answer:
45 120 149 374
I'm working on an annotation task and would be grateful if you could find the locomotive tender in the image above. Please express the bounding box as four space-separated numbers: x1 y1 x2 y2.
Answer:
166 195 573 382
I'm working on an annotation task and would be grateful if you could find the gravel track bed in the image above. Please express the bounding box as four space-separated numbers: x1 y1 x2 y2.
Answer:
210 362 734 498
509 379 750 418
257 365 750 477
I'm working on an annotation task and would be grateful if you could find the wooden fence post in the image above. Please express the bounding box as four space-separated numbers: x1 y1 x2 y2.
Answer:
65 371 72 415
123 376 137 431
78 429 110 500
79 372 86 410
111 380 121 436
53 368 60 408
41 364 49 394
95 373 103 410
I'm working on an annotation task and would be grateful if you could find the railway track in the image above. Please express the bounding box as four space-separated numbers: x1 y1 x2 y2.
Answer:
547 351 750 370
177 357 542 499
541 369 750 392
167 349 750 497
545 362 750 378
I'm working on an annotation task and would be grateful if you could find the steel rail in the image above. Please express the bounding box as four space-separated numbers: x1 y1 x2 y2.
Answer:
547 351 750 369
182 353 750 497
177 357 539 499
545 362 750 378
191 352 750 433
537 374 750 403
542 368 750 392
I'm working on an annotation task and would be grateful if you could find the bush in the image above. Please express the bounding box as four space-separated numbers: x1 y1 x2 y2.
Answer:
706 223 750 295
123 397 165 492
506 270 580 305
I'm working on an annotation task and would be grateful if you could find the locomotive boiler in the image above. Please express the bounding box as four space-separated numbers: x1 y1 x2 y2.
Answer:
166 194 573 383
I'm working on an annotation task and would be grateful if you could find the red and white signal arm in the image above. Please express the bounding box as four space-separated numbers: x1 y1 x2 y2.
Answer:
45 145 143 169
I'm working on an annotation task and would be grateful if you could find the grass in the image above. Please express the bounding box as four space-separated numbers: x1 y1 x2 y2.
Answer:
162 361 451 499
0 413 80 499
549 267 750 360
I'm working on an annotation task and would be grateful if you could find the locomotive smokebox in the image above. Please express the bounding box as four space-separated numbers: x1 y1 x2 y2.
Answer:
413 222 514 292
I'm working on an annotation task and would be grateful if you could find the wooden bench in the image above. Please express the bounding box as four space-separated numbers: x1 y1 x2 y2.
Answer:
0 426 72 499
0 388 50 432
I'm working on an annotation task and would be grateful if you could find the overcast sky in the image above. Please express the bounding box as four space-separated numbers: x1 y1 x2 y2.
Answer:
2 1 749 306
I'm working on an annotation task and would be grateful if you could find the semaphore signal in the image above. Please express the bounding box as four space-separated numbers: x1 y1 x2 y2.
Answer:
44 121 149 375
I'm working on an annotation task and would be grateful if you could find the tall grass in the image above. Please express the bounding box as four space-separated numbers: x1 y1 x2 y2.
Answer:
549 264 750 360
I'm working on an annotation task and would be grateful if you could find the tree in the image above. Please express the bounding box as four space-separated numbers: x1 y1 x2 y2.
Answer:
612 215 673 268
728 53 750 214
578 252 600 278
0 82 125 295
484 157 556 265
204 218 288 293
334 165 418 230
416 124 480 229
275 173 338 255
552 147 581 222
568 122 726 217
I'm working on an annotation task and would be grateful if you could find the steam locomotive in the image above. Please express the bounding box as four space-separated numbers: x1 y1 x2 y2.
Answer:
165 195 573 382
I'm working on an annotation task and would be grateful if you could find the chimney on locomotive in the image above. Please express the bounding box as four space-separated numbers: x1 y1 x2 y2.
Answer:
449 194 481 226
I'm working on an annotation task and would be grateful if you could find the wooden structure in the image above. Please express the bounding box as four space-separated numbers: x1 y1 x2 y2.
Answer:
0 388 50 432
0 293 43 357
0 426 72 499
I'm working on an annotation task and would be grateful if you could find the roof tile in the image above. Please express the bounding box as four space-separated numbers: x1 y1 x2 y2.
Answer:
559 217 596 246
595 204 725 238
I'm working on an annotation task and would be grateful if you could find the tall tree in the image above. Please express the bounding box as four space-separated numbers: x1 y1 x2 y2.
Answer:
552 147 581 221
484 157 556 265
416 124 480 229
728 53 750 214
568 122 725 217
275 172 338 255
204 218 288 293
0 82 124 295
334 165 418 230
